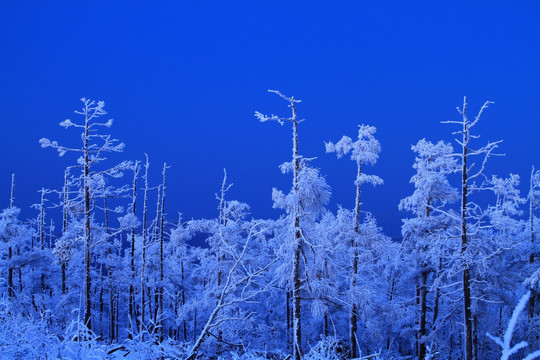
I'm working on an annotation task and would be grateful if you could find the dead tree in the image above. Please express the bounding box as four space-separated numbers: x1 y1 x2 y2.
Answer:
129 161 140 336
7 174 15 298
443 97 501 360
256 90 304 360
141 154 150 330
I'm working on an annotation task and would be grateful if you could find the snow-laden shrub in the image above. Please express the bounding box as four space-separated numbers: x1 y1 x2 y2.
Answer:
121 332 190 360
0 297 61 359
305 336 348 360
60 316 107 359
221 349 285 360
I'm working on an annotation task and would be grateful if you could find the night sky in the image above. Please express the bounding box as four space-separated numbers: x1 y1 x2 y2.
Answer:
1 2 539 237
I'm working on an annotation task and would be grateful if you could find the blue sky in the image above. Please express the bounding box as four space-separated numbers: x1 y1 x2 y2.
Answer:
1 2 539 237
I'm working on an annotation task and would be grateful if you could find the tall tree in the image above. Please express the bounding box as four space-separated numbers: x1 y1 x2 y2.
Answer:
256 90 305 360
8 174 15 298
129 161 140 335
529 167 540 264
40 98 128 331
158 162 168 342
442 97 501 360
399 139 458 360
528 167 540 320
141 153 150 330
326 124 383 358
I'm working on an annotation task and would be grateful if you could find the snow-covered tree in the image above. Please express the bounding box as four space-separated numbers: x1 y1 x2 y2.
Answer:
128 161 140 336
1 93 538 360
256 89 306 360
326 124 383 358
40 98 129 331
399 139 458 359
442 97 502 360
526 167 540 344
529 167 540 264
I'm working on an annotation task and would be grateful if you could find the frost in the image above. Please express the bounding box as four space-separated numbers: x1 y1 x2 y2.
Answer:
487 291 540 360
118 213 140 229
59 119 75 128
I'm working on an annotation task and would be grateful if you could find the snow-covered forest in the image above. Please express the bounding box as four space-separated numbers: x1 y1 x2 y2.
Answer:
0 91 539 360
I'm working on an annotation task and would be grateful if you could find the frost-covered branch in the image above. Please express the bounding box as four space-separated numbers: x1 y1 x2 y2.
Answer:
487 291 540 360
185 222 275 360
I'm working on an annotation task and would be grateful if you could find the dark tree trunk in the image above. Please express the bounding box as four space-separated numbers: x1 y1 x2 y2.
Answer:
62 169 70 295
473 315 478 360
418 270 428 360
287 289 291 348
350 162 362 359
432 258 442 328
8 174 14 298
530 170 537 320
129 162 140 336
141 155 150 330
291 110 304 360
461 142 473 360
324 310 329 338
99 263 104 330
158 163 167 342
293 231 302 360
8 247 13 298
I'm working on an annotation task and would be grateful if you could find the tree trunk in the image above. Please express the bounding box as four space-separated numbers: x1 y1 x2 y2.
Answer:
293 234 302 360
461 141 473 360
193 308 197 343
530 168 537 320
418 269 428 360
99 263 104 330
129 162 139 336
286 289 292 350
141 155 149 330
38 189 46 293
158 163 167 342
417 203 432 360
62 169 70 294
324 310 329 337
350 161 362 359
8 246 13 298
260 92 304 360
182 260 187 342
473 315 478 360
152 184 161 334
432 258 442 328
8 174 14 298
84 111 92 331
291 108 304 360
102 197 115 342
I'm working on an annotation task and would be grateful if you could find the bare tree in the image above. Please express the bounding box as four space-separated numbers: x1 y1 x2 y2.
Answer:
7 174 15 298
129 161 140 336
256 90 304 360
140 154 150 332
443 97 501 360
158 162 168 342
